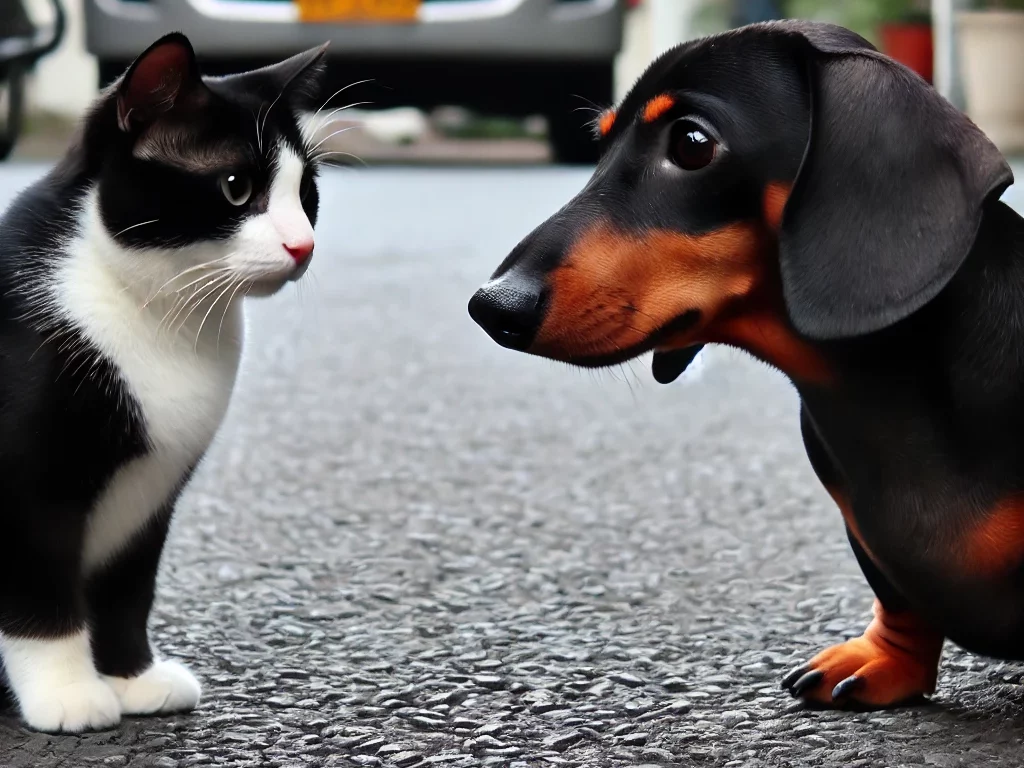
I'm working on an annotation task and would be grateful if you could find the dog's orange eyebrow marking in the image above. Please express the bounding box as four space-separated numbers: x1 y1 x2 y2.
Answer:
964 498 1024 575
597 109 616 137
763 182 792 232
642 94 675 123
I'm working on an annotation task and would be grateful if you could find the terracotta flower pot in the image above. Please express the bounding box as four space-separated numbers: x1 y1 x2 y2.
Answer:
957 10 1024 154
880 22 933 83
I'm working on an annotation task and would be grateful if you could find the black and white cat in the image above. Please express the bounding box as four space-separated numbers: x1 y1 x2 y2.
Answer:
0 33 328 732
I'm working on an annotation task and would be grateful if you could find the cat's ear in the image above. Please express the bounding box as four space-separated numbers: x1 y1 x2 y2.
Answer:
209 44 329 112
274 43 330 94
259 43 330 110
116 33 205 132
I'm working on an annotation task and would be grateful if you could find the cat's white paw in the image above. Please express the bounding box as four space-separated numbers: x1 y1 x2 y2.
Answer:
1 630 121 732
19 679 122 733
104 659 201 715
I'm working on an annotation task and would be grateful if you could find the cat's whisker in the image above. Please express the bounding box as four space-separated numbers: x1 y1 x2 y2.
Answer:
172 276 232 337
157 256 241 334
167 269 235 303
146 268 233 320
324 100 373 120
307 126 357 155
112 219 159 239
312 150 368 168
166 272 235 336
157 292 194 338
141 260 234 308
157 292 195 337
168 263 226 287
259 83 290 156
312 80 374 122
216 278 249 356
308 101 373 137
195 276 242 354
254 104 265 154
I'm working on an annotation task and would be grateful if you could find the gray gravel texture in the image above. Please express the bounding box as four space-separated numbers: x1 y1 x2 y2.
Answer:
1 166 1024 767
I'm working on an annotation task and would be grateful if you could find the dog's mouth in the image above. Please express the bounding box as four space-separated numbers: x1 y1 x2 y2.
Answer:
536 310 704 383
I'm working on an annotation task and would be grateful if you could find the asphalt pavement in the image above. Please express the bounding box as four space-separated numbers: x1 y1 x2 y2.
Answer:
1 164 1023 768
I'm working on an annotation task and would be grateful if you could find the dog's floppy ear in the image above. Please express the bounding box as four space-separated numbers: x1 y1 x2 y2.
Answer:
776 22 1012 340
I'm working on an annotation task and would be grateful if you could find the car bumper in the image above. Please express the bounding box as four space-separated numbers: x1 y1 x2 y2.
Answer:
85 0 623 62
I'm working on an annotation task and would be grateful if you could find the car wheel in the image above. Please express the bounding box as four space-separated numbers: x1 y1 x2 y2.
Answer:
0 67 26 162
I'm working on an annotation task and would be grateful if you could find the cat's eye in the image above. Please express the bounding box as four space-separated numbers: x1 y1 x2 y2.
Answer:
219 173 253 206
669 119 718 171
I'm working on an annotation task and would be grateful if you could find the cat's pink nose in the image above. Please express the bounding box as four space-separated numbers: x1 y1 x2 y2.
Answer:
285 241 314 263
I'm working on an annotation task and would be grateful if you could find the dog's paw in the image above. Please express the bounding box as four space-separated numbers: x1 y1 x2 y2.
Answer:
104 659 201 715
782 604 943 709
19 679 122 733
781 637 935 708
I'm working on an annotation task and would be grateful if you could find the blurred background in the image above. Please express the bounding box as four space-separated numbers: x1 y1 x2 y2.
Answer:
2 0 1022 165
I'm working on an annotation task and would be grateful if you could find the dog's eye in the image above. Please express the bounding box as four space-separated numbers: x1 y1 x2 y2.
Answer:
670 120 718 171
219 173 253 206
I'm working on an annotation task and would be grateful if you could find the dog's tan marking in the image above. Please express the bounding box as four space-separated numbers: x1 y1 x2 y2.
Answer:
964 497 1024 576
706 304 831 385
598 109 616 137
531 220 831 384
763 182 792 232
533 222 760 357
642 94 675 124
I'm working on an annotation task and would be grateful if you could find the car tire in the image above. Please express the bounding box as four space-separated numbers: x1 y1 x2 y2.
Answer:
546 62 613 165
0 67 26 162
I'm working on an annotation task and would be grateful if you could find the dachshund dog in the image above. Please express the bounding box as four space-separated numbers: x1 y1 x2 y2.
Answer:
468 20 1024 709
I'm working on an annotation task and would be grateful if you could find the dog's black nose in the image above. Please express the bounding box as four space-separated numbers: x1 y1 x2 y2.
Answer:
468 280 543 351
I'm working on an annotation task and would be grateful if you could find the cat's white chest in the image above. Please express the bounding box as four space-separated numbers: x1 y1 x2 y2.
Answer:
53 229 243 572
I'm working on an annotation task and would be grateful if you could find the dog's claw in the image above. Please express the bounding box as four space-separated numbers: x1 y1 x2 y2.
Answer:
781 665 809 691
831 675 861 701
790 670 825 697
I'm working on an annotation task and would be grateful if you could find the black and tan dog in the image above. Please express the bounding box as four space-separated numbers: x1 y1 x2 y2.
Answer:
468 20 1024 710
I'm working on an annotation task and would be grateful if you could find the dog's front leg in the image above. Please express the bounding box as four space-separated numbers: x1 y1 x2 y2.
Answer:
782 532 944 708
792 405 945 708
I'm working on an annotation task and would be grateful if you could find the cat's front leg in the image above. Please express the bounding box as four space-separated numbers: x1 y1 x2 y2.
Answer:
87 505 201 716
0 514 121 732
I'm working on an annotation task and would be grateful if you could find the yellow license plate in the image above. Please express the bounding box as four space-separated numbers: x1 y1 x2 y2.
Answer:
296 0 420 23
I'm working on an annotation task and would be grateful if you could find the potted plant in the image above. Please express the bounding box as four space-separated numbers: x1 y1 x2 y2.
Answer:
876 0 933 83
781 0 933 80
957 0 1024 153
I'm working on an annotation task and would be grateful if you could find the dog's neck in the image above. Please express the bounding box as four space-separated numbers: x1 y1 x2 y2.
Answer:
706 296 833 385
923 199 1024 389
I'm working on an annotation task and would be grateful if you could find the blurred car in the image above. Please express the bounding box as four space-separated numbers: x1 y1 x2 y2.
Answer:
83 0 625 163
1 0 65 160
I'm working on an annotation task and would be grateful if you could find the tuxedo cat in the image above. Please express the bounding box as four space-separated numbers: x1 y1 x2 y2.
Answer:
0 33 327 732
